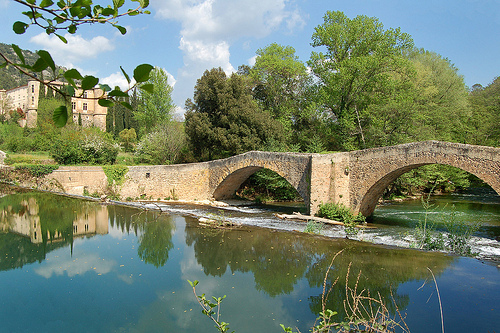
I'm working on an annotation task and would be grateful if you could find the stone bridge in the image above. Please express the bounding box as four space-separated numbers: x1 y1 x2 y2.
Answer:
46 141 500 216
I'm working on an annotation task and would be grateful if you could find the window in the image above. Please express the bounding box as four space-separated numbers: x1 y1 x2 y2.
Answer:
83 103 87 111
83 91 88 98
31 96 34 104
31 85 34 93
72 101 76 110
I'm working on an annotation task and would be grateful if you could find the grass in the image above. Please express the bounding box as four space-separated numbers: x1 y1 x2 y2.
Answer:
4 151 55 165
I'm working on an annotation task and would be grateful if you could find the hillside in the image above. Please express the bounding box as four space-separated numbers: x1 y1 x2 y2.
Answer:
0 43 65 90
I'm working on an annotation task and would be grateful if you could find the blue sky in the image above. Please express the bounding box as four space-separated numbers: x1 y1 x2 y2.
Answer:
1 0 499 115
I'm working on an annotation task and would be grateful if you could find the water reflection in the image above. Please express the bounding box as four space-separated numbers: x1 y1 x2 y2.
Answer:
2 186 495 333
184 217 455 319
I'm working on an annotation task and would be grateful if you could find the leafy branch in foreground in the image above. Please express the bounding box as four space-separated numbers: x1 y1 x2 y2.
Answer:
1 1 154 127
187 279 234 333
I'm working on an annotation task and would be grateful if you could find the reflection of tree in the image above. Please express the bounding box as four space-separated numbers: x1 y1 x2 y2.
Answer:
0 186 106 271
138 217 175 268
185 223 315 297
304 240 455 320
109 206 176 268
185 221 454 318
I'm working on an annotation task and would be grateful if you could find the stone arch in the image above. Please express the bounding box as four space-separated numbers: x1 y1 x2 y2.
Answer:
349 141 500 217
208 151 312 205
212 166 308 202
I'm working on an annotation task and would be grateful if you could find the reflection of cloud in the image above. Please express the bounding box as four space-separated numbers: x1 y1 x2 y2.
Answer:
35 253 115 278
117 274 135 285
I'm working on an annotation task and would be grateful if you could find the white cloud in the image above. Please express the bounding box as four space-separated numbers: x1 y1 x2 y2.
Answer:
30 33 114 68
102 67 177 92
248 55 257 67
151 0 306 113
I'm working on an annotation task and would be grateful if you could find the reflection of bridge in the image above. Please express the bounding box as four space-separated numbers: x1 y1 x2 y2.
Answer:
48 141 500 216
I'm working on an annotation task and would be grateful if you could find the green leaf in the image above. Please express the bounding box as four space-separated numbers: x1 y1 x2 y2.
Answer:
99 84 112 92
53 105 68 127
55 33 68 43
12 44 25 64
31 58 49 72
13 21 28 34
113 24 127 35
101 8 115 16
113 0 125 8
120 101 133 110
64 68 84 80
139 83 154 94
120 66 131 84
133 64 154 83
68 24 77 34
37 50 56 72
98 99 114 107
108 89 129 97
40 0 54 8
140 0 149 8
0 62 7 69
81 75 99 90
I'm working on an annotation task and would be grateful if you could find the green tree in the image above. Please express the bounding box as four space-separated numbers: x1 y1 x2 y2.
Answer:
468 76 500 146
119 128 137 152
135 121 186 164
309 11 414 151
185 68 284 161
134 67 175 135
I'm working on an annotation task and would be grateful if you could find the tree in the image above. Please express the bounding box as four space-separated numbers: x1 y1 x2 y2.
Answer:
135 122 186 165
134 67 175 135
309 11 414 151
0 1 153 127
119 128 137 152
185 68 284 161
468 76 500 146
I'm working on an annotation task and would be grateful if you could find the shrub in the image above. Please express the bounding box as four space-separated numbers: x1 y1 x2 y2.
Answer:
13 164 59 177
50 126 119 165
316 202 366 235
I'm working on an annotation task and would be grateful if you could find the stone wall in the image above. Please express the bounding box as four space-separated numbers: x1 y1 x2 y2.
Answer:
40 141 500 217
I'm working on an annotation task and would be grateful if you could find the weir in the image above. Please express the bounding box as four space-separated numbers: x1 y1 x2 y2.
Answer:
43 141 500 216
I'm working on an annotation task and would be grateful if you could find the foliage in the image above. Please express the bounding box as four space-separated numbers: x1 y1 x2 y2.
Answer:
467 76 500 146
250 43 317 147
102 165 128 186
134 67 175 135
304 220 324 235
135 121 186 165
316 202 366 236
13 164 59 177
185 68 284 161
238 169 301 202
387 165 471 198
50 126 119 165
309 11 414 151
188 280 234 333
1 1 153 127
190 251 410 333
118 128 137 152
409 191 480 256
442 208 480 256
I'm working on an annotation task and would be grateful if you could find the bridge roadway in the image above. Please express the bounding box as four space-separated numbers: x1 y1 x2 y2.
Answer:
46 141 500 216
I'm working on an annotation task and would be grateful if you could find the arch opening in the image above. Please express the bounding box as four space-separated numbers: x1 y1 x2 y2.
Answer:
212 166 306 206
358 163 500 217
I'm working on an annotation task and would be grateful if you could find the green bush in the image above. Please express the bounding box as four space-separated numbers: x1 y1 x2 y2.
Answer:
13 164 59 177
50 126 119 165
316 202 366 235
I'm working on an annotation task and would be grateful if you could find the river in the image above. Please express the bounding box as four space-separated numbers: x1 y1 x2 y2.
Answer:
0 184 498 332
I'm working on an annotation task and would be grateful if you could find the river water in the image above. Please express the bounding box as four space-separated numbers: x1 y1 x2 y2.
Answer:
0 184 498 332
